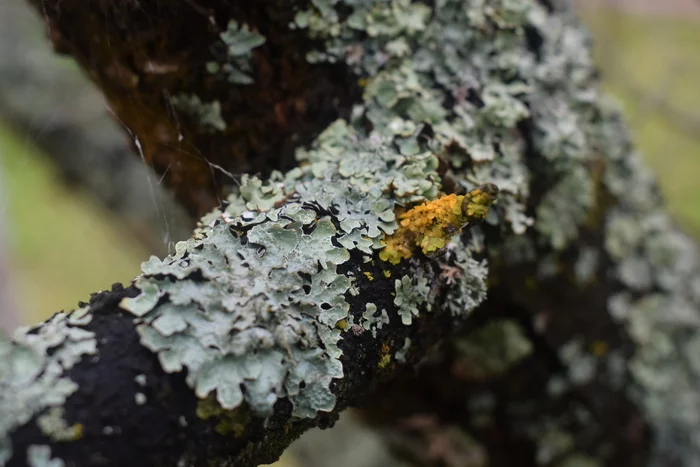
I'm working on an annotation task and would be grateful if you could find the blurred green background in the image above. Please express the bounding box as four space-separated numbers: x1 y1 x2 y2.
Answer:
0 3 699 330
0 125 145 325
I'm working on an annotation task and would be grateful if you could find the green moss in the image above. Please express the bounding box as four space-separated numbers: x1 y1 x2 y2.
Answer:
196 396 251 437
453 319 532 380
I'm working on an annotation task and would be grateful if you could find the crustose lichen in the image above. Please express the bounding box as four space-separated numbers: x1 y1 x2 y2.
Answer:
379 184 499 264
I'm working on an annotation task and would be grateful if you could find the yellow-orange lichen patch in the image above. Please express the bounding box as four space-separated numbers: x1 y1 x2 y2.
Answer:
379 184 499 264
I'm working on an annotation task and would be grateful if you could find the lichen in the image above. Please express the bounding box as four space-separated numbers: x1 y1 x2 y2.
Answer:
453 319 532 380
0 308 96 464
26 445 64 467
206 20 265 85
36 407 83 442
394 337 411 363
360 303 389 338
379 185 499 264
378 342 392 369
138 0 700 463
535 166 594 251
196 396 251 437
394 275 431 326
170 94 226 133
120 111 490 419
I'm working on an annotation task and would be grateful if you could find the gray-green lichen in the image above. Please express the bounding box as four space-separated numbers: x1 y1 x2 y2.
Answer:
602 197 700 465
36 407 81 442
170 94 226 132
0 308 96 464
26 445 64 467
294 0 700 463
453 319 533 380
124 0 620 432
394 337 411 363
134 374 147 386
121 112 490 418
2 0 696 464
361 303 389 337
207 20 265 85
556 454 601 467
394 275 430 325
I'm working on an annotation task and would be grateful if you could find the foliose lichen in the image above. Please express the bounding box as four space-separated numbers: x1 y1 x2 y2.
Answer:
361 303 389 338
120 111 491 419
379 185 499 264
0 307 96 464
452 319 533 380
206 20 265 85
394 275 431 325
26 445 64 467
36 407 83 442
170 94 226 133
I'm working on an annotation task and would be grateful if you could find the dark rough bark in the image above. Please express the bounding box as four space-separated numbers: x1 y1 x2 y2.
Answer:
28 0 360 218
2 252 476 467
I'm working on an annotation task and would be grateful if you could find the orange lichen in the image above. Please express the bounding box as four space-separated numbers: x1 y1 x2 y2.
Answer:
591 340 608 357
379 184 499 264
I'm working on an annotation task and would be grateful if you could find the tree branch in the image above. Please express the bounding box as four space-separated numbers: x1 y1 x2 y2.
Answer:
3 0 700 466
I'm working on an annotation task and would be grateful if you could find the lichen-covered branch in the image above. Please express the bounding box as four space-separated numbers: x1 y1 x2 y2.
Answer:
6 0 700 466
0 118 492 466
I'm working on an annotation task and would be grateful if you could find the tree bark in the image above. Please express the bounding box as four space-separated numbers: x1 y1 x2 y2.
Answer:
3 1 700 467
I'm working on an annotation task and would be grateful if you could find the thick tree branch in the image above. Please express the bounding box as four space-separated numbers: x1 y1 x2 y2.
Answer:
3 0 700 467
26 0 360 218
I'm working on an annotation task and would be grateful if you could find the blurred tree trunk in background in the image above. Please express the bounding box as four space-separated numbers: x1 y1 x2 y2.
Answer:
1 0 700 466
0 165 20 335
0 0 190 257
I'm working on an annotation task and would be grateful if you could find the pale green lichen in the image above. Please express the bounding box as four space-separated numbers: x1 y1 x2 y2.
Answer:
238 174 285 212
453 319 533 380
443 235 489 317
394 275 431 325
361 303 389 338
287 0 700 464
394 337 411 363
534 427 574 466
556 454 602 467
120 115 479 419
557 339 596 386
206 20 265 85
573 247 599 285
536 166 594 251
26 445 64 467
190 0 700 462
170 94 226 132
36 407 82 442
0 308 96 464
